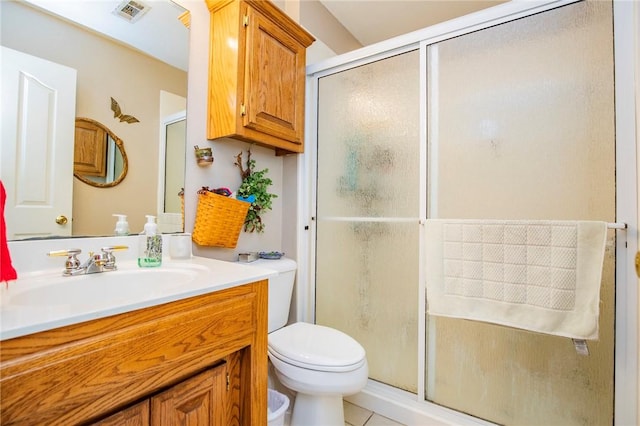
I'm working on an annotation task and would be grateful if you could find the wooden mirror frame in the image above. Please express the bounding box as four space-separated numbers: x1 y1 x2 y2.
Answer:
73 117 128 188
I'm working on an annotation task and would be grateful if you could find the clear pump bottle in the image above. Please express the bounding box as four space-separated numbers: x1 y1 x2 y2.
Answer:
138 215 162 267
113 214 129 236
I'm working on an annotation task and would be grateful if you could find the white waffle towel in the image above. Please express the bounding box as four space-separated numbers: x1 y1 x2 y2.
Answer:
425 219 607 339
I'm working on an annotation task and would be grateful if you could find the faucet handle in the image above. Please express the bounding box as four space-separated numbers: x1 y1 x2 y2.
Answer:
101 245 129 253
101 245 128 269
47 248 82 273
47 248 82 257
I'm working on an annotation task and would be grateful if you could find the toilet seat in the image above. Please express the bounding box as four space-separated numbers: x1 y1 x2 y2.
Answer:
268 322 366 373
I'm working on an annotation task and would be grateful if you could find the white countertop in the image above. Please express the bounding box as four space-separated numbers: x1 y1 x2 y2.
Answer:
0 256 277 341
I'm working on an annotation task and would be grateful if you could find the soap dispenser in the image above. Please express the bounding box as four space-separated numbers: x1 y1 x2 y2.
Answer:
138 215 162 267
113 214 129 236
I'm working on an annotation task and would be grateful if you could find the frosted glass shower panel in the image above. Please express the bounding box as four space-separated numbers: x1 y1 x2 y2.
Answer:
316 52 420 219
428 1 614 221
316 221 419 392
315 50 421 393
426 1 615 425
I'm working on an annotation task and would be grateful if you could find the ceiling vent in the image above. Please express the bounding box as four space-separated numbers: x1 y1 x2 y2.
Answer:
113 0 151 23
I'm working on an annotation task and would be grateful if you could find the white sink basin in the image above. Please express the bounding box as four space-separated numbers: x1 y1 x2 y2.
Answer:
0 256 277 341
6 266 202 307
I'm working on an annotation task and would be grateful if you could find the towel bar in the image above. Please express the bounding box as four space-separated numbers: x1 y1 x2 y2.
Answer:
607 222 627 230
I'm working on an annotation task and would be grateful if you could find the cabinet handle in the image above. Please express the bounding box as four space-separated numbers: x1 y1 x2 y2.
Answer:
635 251 640 278
241 104 246 116
243 15 248 27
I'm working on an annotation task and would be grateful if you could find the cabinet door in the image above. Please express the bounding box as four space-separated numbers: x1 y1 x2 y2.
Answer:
151 364 227 425
92 400 150 426
74 118 107 177
242 4 306 145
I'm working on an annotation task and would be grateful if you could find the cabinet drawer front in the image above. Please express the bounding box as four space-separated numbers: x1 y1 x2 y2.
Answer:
1 284 262 425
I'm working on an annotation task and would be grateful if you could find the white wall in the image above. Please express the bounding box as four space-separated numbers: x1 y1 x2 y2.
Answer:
634 2 640 410
174 0 342 263
176 1 288 262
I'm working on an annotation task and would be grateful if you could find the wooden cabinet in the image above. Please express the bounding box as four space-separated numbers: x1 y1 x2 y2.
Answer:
93 365 227 426
205 0 315 154
93 401 150 426
151 364 227 425
74 117 107 177
93 363 227 426
0 281 268 426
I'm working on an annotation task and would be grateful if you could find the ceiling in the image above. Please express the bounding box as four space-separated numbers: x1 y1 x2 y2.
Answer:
24 0 507 71
23 0 190 70
318 0 507 47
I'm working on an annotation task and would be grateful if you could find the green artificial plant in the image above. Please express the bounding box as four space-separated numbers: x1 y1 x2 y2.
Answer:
235 150 277 233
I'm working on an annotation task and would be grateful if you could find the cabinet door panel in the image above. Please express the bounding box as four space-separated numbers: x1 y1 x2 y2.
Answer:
243 5 304 144
74 119 107 177
92 400 150 426
151 365 227 426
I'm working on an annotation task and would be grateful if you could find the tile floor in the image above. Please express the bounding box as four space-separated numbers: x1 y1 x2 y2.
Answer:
281 400 405 426
344 401 406 426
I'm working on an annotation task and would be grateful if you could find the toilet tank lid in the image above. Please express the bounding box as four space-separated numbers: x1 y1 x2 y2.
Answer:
245 257 296 273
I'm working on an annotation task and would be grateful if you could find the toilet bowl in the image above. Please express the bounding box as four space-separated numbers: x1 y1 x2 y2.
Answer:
269 322 368 425
244 258 368 426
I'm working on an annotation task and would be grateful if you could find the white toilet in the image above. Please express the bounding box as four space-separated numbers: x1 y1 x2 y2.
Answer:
246 257 368 426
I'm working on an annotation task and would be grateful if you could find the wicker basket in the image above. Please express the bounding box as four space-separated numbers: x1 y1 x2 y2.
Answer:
192 191 250 248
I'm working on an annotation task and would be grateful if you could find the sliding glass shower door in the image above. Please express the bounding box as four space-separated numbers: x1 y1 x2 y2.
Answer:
426 1 615 424
315 50 421 392
313 0 616 424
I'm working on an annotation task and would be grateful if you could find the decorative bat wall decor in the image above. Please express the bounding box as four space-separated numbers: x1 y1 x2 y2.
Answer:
110 97 140 124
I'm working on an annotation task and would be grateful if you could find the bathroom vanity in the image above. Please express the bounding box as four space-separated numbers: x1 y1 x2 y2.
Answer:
0 254 274 425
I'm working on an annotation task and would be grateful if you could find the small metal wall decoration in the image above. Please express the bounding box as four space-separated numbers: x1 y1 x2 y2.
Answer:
194 145 214 166
110 97 140 124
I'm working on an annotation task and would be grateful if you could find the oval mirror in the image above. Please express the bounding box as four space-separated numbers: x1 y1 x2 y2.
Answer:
73 117 128 188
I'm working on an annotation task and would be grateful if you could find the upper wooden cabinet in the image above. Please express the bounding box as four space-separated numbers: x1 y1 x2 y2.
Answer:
206 0 315 154
74 118 107 177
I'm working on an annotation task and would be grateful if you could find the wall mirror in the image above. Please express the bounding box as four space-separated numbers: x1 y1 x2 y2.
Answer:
0 0 189 240
159 111 187 222
74 118 128 188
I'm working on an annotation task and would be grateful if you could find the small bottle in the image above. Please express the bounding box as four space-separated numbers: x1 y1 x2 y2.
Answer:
138 215 162 268
113 214 129 236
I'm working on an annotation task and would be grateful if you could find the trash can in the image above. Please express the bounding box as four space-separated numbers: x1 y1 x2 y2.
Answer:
267 388 289 426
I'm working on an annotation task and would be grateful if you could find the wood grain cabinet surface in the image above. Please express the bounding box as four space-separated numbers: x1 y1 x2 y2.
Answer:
93 364 228 426
0 281 268 426
205 0 315 154
91 400 150 426
74 118 107 177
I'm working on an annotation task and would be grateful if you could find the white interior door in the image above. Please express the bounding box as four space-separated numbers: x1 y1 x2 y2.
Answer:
1 46 77 240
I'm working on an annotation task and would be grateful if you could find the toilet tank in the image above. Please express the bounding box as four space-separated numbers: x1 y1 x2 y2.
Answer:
245 257 297 333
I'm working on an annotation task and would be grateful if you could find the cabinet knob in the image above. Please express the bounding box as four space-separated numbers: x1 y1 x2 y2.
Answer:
241 104 246 116
56 215 68 225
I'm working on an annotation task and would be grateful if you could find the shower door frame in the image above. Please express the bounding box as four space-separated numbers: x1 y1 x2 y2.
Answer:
301 1 638 424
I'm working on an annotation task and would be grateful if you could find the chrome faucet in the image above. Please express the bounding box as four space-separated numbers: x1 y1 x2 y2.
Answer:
47 246 128 276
